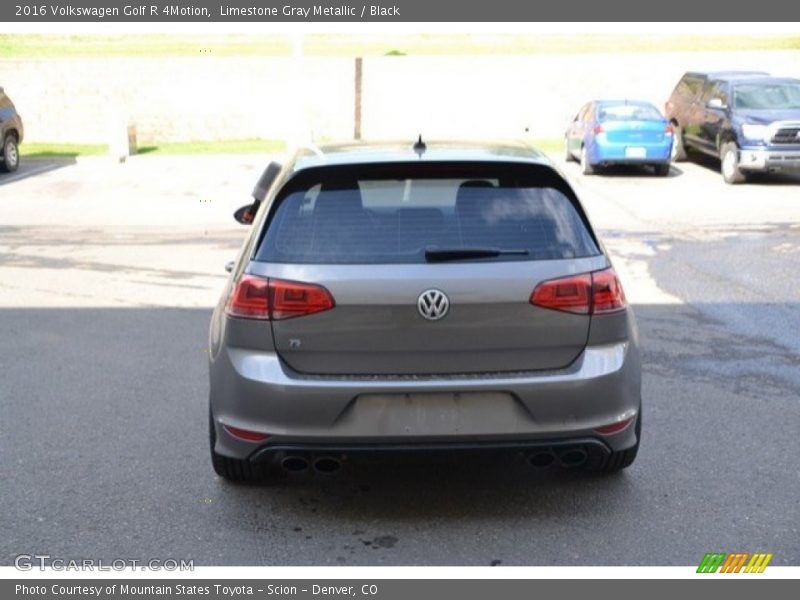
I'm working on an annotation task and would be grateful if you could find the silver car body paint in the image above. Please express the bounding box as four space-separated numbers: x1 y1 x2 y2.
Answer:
208 141 642 466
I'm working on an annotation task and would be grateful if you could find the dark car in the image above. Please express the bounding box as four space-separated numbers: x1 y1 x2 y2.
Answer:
565 100 673 176
666 71 800 183
0 86 23 173
207 139 642 483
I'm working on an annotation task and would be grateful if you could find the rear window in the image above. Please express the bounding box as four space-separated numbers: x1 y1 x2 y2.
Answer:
255 164 600 264
677 75 704 99
598 103 663 122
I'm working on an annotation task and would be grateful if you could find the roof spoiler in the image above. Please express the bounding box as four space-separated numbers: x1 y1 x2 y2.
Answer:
234 161 283 225
251 161 282 204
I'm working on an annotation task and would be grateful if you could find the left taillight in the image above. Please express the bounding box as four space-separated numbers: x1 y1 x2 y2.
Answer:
225 275 335 321
226 274 271 319
270 278 336 320
530 267 627 315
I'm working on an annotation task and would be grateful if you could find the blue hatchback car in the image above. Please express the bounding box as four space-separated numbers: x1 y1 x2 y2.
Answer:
565 100 673 176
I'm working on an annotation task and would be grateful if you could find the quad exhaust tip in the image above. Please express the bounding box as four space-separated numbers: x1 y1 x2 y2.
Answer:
283 449 586 473
280 454 343 474
528 447 588 469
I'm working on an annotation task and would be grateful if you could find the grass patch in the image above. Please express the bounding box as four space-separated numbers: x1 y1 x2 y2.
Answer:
0 34 291 58
136 138 286 155
1 33 798 59
303 33 800 56
20 143 108 158
20 139 285 157
530 138 563 153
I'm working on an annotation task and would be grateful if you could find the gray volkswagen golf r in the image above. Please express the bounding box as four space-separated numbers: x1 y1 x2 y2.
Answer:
208 139 641 482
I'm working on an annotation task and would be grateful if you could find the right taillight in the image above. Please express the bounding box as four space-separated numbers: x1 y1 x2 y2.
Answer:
530 268 627 315
225 275 335 320
529 273 592 314
590 268 627 314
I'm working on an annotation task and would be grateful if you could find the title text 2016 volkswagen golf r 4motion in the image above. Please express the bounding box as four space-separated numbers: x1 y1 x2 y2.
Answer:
208 139 642 483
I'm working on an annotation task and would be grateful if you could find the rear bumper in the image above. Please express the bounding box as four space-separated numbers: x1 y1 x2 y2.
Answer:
209 341 641 461
589 137 672 165
738 146 800 171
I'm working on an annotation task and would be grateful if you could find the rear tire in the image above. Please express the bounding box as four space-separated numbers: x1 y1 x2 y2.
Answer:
580 146 595 175
671 124 687 162
209 410 266 483
654 163 670 177
721 142 746 184
586 407 641 473
1 134 19 173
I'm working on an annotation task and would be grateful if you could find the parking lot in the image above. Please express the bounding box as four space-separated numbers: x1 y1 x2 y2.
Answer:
1 153 799 565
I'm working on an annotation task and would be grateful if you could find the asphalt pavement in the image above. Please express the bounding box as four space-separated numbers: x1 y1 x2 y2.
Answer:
1 154 798 566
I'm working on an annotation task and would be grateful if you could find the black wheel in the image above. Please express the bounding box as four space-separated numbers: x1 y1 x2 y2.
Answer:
586 407 641 473
1 134 19 173
670 124 687 162
720 142 746 184
209 410 266 483
654 163 670 177
580 146 595 175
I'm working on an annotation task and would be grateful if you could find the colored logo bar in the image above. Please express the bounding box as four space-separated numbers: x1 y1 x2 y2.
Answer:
697 552 773 573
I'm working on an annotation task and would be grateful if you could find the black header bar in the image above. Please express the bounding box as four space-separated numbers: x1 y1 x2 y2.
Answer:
3 0 800 22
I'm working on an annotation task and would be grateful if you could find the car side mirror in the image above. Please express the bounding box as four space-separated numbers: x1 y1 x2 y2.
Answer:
233 204 256 225
707 98 727 110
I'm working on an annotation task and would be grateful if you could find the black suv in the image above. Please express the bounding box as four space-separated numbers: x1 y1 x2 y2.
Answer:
0 86 24 173
666 71 800 183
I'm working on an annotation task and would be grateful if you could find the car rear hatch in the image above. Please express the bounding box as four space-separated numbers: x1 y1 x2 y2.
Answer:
598 104 669 144
251 162 607 376
602 120 669 144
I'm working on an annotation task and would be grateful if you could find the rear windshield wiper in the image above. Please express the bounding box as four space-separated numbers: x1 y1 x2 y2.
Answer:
424 247 530 262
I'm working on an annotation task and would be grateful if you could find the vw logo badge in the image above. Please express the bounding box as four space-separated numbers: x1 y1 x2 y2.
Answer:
417 289 450 321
